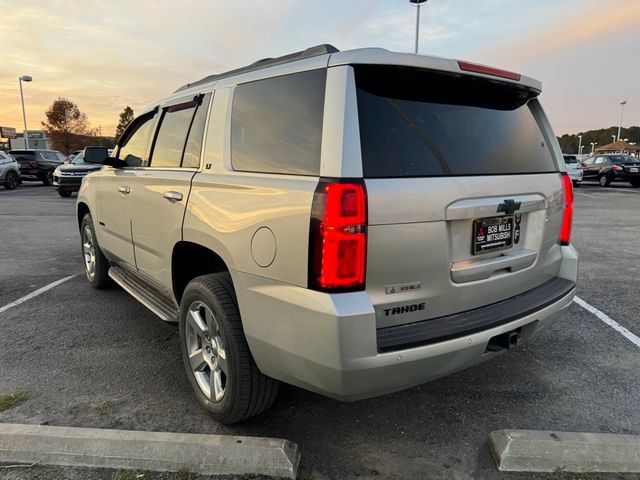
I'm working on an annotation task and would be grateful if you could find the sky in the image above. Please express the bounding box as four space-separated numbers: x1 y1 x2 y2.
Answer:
0 0 638 137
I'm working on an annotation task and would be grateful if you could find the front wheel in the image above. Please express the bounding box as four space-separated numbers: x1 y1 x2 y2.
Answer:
179 273 279 424
631 180 640 188
80 213 112 288
58 190 72 198
3 171 18 190
598 174 611 187
572 180 580 188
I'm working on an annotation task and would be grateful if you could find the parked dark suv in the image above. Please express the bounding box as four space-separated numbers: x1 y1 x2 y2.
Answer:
581 154 640 187
53 147 107 197
9 149 65 185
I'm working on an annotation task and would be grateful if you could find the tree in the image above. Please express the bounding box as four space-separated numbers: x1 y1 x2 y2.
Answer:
41 98 90 154
114 106 134 142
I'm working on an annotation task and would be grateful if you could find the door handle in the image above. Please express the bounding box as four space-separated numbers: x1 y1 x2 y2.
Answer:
118 186 131 194
163 191 183 202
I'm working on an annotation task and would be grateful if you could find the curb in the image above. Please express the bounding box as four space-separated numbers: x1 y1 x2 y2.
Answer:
0 423 300 479
489 429 640 473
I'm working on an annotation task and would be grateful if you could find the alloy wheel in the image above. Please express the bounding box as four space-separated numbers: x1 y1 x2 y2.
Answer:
82 225 96 279
185 301 228 402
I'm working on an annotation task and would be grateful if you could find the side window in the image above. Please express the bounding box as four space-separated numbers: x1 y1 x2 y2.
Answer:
182 93 212 168
594 157 607 165
149 100 197 169
582 157 594 165
117 113 157 167
231 69 326 175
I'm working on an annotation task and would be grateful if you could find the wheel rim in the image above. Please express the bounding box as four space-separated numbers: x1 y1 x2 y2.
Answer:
599 176 607 186
185 301 228 402
46 172 53 184
7 173 17 188
82 225 96 279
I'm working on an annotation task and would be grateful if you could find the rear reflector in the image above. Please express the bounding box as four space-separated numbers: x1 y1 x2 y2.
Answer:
559 173 573 246
458 61 522 81
309 180 367 291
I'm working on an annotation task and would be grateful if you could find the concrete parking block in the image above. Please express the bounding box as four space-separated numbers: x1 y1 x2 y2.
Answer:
0 423 300 479
489 429 640 473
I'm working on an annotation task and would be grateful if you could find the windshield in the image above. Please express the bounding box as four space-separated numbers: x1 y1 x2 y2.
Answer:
355 65 556 178
71 153 85 164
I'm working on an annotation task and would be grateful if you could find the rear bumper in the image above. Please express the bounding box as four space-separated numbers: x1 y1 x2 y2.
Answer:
233 245 579 401
567 170 582 182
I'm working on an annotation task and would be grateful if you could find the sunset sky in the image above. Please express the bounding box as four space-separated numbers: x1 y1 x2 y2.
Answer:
1 0 638 137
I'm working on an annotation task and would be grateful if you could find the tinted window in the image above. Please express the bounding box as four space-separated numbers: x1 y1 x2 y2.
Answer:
182 93 212 168
355 65 556 177
564 156 578 164
150 100 198 168
231 69 326 175
118 113 156 167
9 151 35 160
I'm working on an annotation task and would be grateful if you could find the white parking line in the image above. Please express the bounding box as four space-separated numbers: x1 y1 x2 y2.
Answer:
574 191 597 199
574 296 640 349
0 275 76 315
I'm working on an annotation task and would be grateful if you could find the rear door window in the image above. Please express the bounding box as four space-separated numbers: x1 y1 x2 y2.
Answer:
354 65 556 178
231 69 326 176
149 100 197 169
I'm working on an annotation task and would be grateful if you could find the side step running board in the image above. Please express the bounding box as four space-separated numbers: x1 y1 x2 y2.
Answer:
109 265 179 323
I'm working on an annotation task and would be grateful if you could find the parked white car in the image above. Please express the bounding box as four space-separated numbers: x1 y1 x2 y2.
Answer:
563 155 583 186
0 151 20 190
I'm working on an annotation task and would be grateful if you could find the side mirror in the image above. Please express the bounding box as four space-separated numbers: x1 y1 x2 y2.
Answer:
102 157 127 168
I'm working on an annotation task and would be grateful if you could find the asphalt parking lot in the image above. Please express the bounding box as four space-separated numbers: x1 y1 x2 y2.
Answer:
1 181 639 480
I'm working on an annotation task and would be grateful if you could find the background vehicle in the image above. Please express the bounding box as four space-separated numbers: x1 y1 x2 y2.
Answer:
77 45 577 423
64 150 83 163
0 151 20 190
53 147 107 197
581 154 640 187
563 154 583 186
9 149 65 185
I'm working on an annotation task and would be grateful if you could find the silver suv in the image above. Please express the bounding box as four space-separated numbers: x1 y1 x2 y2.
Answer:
77 45 578 423
0 151 20 190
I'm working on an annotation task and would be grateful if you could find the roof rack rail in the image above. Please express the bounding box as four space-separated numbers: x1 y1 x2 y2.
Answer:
175 44 339 93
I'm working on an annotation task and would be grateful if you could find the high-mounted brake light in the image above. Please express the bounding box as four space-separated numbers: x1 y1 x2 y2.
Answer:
559 173 573 246
309 180 367 291
457 61 522 81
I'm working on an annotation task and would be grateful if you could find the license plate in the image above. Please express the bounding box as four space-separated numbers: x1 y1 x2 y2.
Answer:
472 215 514 255
630 167 639 173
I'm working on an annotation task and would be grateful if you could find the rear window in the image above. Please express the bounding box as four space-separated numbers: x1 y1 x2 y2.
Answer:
231 69 326 176
355 65 556 178
9 151 36 160
564 156 578 164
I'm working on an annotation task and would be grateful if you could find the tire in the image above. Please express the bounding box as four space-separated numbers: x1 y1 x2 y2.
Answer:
58 190 72 198
42 170 53 186
572 180 580 188
631 180 640 188
80 213 112 289
179 273 279 424
598 174 611 187
3 171 18 190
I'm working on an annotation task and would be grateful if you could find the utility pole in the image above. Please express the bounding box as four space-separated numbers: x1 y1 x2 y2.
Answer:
410 0 428 54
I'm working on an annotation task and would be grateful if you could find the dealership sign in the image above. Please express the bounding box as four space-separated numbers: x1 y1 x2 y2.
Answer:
0 127 17 139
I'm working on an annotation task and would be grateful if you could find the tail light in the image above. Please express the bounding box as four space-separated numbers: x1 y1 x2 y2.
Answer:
309 179 367 291
559 173 573 246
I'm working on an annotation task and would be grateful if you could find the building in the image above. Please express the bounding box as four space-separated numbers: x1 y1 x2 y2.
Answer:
595 140 640 157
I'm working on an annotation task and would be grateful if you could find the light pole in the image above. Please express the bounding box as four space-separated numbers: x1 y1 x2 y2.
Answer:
19 75 33 149
410 0 428 54
617 100 627 141
577 135 582 155
590 142 597 154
